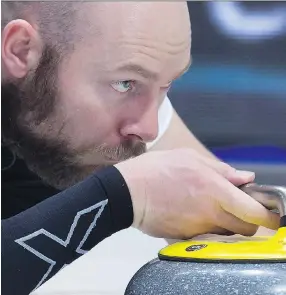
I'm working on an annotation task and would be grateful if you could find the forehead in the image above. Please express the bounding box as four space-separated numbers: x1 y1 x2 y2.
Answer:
80 2 191 79
86 2 191 35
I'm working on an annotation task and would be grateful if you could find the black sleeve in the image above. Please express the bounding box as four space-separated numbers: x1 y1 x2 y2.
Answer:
1 166 134 295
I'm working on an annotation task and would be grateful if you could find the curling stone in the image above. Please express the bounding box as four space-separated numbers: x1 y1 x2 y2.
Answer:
125 183 286 295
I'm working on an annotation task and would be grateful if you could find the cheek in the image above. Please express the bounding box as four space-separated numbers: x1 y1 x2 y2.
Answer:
56 79 119 150
66 104 114 149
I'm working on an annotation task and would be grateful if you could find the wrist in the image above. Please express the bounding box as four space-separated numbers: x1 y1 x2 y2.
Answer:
96 165 134 231
114 160 146 229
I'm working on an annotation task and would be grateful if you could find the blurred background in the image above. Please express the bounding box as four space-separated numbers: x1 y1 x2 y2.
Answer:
170 2 286 185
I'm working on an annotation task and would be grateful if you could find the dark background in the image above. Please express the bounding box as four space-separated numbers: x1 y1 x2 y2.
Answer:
169 2 286 151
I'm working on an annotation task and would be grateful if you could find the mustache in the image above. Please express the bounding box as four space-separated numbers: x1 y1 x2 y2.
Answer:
95 139 147 162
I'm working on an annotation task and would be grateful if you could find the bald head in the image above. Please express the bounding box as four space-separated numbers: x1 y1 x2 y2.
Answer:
90 2 191 41
2 2 191 52
1 2 191 189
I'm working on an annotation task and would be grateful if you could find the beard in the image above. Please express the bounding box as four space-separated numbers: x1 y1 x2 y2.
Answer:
1 45 146 190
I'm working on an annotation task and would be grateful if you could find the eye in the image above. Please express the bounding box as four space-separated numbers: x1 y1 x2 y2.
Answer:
111 81 133 93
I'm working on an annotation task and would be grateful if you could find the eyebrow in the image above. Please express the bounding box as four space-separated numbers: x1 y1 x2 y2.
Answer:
116 64 159 80
115 56 192 82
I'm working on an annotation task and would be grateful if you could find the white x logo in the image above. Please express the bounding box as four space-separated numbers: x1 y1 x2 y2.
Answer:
15 199 108 292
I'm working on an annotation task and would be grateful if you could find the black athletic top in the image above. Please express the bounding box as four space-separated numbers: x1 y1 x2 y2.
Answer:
1 147 134 295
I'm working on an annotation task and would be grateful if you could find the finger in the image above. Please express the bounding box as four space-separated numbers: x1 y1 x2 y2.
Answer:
225 169 255 186
218 179 280 230
210 227 235 236
209 227 235 236
217 211 259 236
195 155 255 186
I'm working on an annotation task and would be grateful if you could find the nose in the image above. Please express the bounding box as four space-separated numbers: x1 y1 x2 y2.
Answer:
119 102 159 143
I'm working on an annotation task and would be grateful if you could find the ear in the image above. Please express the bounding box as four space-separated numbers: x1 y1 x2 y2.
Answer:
1 19 43 79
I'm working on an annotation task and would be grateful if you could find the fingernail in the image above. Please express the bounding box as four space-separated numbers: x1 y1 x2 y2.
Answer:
236 170 255 178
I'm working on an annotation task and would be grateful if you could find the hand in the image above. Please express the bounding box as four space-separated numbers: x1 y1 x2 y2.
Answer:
115 148 279 239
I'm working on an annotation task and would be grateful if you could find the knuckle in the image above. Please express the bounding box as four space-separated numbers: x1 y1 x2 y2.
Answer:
180 148 198 158
218 162 235 175
219 161 232 170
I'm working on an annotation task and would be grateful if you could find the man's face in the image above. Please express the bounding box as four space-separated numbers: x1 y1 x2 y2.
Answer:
2 2 191 189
